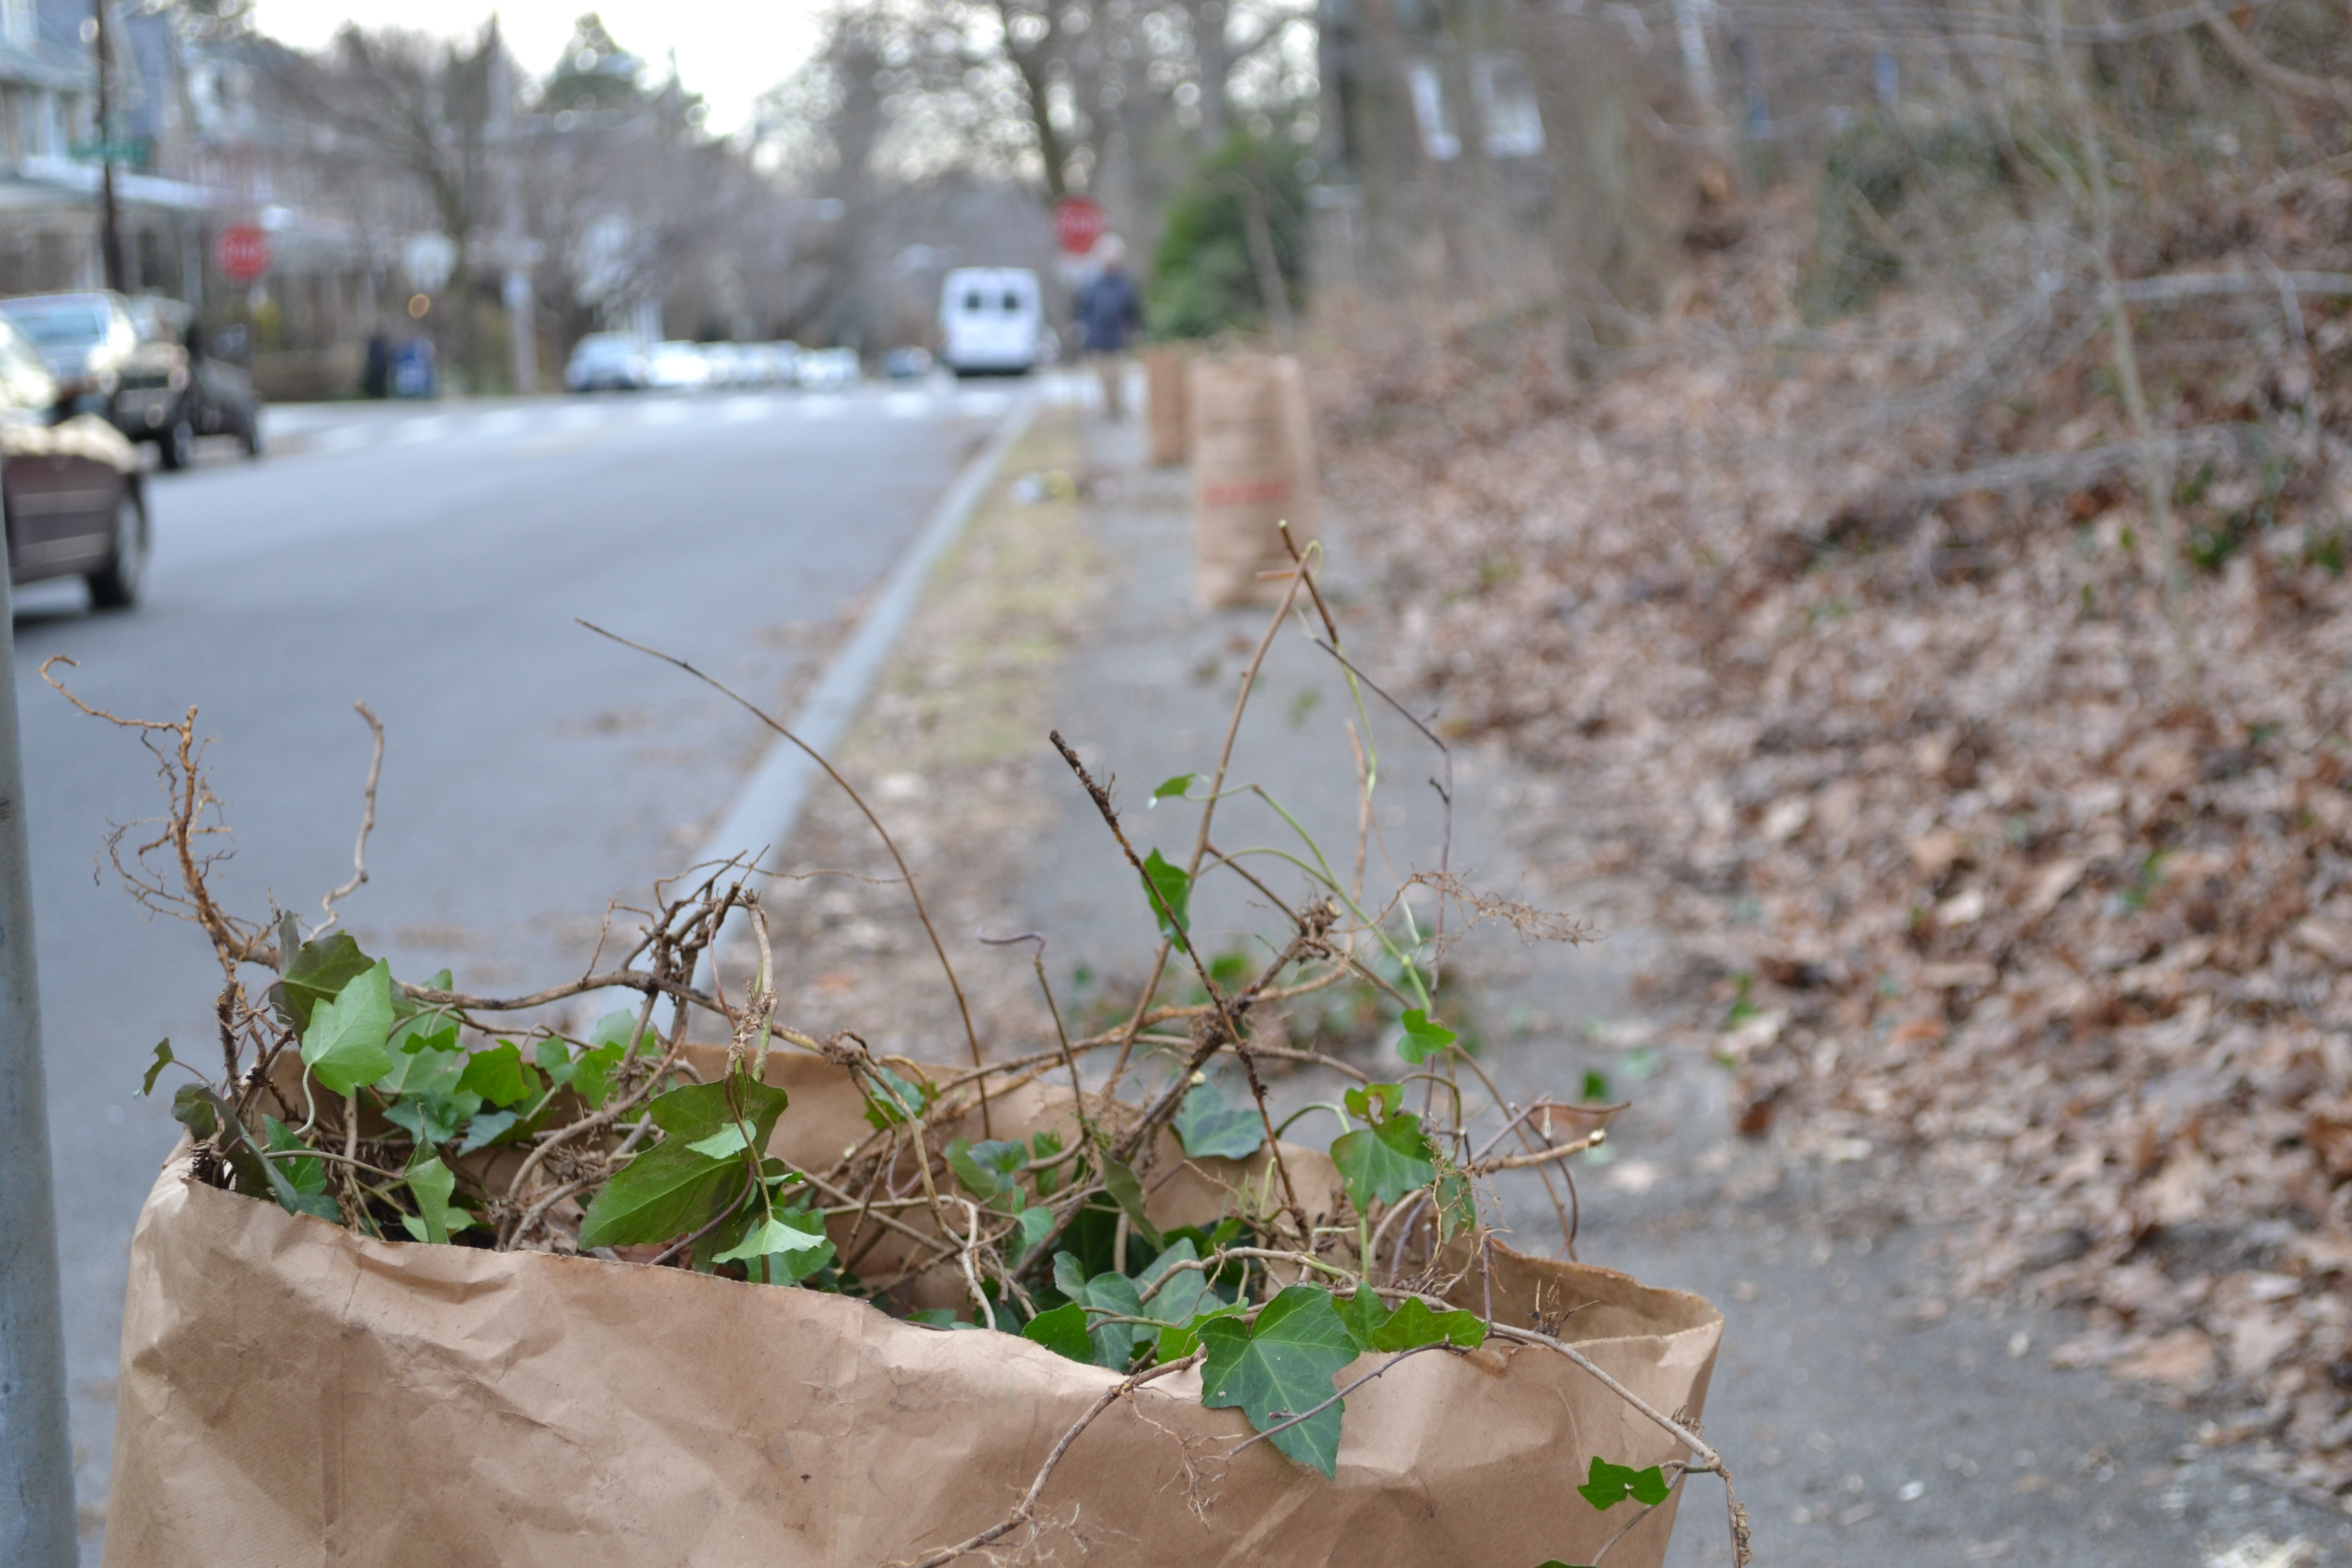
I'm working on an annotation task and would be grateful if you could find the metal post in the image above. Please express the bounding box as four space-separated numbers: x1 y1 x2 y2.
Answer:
0 535 77 1564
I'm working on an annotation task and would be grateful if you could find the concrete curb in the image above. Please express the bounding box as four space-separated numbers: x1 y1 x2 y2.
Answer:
694 393 1042 961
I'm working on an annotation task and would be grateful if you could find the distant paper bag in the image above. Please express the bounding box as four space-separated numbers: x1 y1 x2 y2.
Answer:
1145 348 1189 467
1191 353 1319 607
104 1056 1721 1568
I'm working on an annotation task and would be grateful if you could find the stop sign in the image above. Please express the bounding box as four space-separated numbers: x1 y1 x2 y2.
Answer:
215 224 272 283
1053 196 1108 257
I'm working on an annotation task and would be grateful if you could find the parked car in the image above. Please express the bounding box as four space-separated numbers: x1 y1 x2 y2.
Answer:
0 290 258 470
797 347 861 390
0 314 150 608
645 340 712 391
700 342 750 387
565 332 649 392
938 267 1044 376
753 342 802 385
121 296 263 467
883 347 934 380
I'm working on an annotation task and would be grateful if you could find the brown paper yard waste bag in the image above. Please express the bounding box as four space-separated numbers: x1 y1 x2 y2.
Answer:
105 1052 1723 1568
1145 347 1189 468
1191 353 1319 607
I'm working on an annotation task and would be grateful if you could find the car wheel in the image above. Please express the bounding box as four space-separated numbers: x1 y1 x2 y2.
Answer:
85 488 150 610
158 415 194 471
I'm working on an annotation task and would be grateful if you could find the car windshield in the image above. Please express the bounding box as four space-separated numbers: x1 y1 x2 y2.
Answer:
1 301 108 351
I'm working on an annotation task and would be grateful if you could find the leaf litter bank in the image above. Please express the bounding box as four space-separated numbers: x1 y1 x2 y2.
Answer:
63 553 1741 1567
1318 179 2352 1496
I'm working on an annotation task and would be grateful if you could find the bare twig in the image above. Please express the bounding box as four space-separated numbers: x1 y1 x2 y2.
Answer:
317 701 384 933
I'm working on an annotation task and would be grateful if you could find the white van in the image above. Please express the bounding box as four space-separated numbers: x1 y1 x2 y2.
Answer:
939 267 1043 376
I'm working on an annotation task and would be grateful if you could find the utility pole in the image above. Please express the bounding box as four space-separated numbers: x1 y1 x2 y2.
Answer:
0 533 77 1567
92 0 125 291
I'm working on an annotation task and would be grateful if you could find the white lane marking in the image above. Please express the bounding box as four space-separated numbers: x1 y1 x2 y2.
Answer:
799 395 844 418
722 396 771 423
641 400 691 425
557 404 606 430
954 390 1010 418
315 425 372 451
476 408 531 437
395 416 451 444
883 392 933 420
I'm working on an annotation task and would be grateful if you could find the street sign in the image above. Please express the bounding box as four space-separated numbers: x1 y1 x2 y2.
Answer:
214 225 272 283
1053 195 1109 257
68 136 148 164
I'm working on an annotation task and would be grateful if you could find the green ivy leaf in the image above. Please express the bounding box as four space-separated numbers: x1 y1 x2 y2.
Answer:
1051 1252 1154 1367
138 1039 174 1098
1330 1112 1437 1211
301 960 397 1096
1198 1285 1361 1477
1022 1301 1094 1362
1369 1295 1487 1352
946 1138 1028 1205
578 1141 737 1249
1099 1156 1163 1249
688 1122 755 1160
271 931 375 1035
712 1211 830 1265
588 1008 655 1055
456 1042 539 1108
1136 1237 1209 1326
573 1041 625 1109
260 1115 340 1223
399 1155 470 1244
169 1081 219 1143
1139 848 1192 951
375 1037 465 1097
383 1091 477 1147
1576 1457 1671 1511
1158 1300 1245 1362
1149 773 1201 805
1343 1082 1405 1123
576 1073 790 1248
1173 1083 1265 1160
861 1063 936 1130
455 1109 520 1155
387 1010 459 1056
1395 1008 1458 1065
649 1074 791 1142
1338 1285 1387 1351
1012 1205 1056 1261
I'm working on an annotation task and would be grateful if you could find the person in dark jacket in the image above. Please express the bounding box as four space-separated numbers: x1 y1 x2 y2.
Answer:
1073 236 1141 418
361 331 392 399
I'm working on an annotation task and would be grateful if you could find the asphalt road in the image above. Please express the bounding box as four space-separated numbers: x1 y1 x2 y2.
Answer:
11 381 1019 1551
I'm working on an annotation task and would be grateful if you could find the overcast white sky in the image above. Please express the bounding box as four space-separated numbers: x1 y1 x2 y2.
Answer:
248 1 826 134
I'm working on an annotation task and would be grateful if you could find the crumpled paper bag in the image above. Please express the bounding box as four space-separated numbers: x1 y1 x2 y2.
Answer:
104 1055 1721 1567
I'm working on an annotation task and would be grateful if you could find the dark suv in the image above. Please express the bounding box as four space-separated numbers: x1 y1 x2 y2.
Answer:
0 291 262 469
